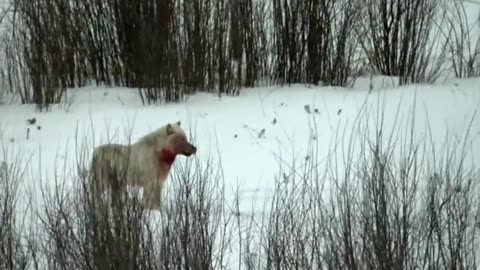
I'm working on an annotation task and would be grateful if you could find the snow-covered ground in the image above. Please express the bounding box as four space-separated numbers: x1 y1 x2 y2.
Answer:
0 75 479 268
1 75 479 207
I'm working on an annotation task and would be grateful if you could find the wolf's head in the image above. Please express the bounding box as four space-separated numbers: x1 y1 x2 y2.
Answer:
145 121 197 167
164 121 197 157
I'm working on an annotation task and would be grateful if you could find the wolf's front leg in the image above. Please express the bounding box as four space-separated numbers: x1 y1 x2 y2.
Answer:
142 182 162 210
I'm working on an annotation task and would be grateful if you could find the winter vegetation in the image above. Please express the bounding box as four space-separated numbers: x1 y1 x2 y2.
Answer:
0 0 480 269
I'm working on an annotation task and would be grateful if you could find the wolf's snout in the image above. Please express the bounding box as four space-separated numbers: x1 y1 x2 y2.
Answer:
181 142 197 156
189 143 197 154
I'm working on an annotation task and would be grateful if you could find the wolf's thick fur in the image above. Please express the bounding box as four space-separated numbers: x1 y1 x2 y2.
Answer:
88 121 196 209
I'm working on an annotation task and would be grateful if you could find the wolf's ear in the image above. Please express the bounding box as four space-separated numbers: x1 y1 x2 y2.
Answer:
176 121 181 126
166 123 174 135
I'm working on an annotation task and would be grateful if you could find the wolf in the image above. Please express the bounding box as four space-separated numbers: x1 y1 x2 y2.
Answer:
88 121 197 210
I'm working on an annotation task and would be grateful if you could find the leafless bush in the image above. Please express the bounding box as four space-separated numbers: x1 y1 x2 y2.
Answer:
120 0 184 104
3 17 29 104
5 0 476 107
251 100 480 269
229 0 268 88
7 125 235 269
212 0 236 95
180 0 213 92
33 158 154 269
179 0 269 96
357 0 444 84
1 97 479 269
439 0 480 78
4 0 87 110
4 0 273 105
156 149 232 268
271 0 362 86
0 139 32 269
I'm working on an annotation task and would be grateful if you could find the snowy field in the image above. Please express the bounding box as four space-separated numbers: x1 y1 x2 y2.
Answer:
0 75 480 268
0 0 480 267
1 76 479 208
1 76 479 193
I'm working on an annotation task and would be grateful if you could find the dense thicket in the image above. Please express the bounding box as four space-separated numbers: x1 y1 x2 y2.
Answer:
1 0 479 107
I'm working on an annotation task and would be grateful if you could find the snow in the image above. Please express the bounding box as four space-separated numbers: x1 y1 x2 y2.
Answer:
0 77 478 196
0 76 480 267
1 76 479 194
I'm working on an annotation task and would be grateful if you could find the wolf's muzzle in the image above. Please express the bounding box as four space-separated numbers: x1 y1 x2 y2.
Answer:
190 144 197 154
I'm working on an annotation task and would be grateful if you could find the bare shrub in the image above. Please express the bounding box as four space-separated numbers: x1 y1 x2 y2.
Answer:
180 0 213 92
228 0 267 88
4 0 87 110
4 0 467 108
123 0 183 104
5 0 273 105
77 0 121 86
34 160 153 269
357 0 443 84
440 0 480 78
10 124 235 269
0 0 378 101
1 96 479 269
156 150 232 268
255 99 479 269
3 2 32 104
0 140 32 269
271 0 362 86
213 0 237 95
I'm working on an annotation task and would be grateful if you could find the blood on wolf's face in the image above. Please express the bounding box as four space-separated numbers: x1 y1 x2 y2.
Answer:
169 133 197 156
159 132 197 165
